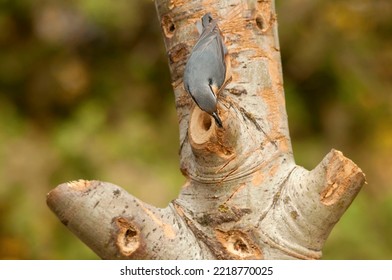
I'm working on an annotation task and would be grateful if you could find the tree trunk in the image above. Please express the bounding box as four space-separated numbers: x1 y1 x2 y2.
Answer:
46 0 366 259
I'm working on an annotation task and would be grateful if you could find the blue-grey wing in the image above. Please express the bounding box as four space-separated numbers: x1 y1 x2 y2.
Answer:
188 20 227 87
193 19 227 58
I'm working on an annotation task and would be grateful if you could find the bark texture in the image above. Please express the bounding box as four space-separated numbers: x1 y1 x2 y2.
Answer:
47 0 366 259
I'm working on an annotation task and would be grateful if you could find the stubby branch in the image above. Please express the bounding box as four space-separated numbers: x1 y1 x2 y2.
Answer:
47 0 366 259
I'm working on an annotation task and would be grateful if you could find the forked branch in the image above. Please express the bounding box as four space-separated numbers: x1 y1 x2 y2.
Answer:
47 0 366 259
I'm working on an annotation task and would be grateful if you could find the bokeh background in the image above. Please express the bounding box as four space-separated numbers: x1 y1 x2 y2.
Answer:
0 0 391 259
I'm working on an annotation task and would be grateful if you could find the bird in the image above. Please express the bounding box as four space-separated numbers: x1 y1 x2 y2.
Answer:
183 13 230 128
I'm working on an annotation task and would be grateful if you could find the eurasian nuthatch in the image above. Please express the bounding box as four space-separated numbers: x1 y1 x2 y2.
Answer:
183 13 230 128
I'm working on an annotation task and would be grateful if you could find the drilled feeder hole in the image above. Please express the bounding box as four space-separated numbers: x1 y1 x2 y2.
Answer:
115 217 140 257
202 113 212 131
161 15 175 38
255 15 264 30
189 106 216 146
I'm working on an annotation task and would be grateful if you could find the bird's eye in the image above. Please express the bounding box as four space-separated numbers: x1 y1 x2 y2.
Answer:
208 78 213 85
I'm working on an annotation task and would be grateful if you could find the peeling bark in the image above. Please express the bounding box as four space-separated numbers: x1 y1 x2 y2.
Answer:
46 0 366 259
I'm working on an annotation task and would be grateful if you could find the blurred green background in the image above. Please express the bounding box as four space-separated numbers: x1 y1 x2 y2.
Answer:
0 0 391 259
